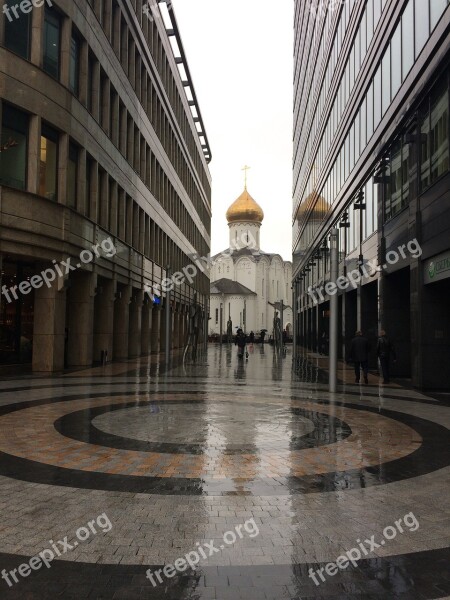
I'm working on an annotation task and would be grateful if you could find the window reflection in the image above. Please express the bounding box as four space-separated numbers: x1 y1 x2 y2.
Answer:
39 125 58 201
0 105 28 191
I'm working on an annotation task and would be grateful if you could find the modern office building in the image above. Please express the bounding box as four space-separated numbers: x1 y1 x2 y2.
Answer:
293 0 449 389
0 0 211 370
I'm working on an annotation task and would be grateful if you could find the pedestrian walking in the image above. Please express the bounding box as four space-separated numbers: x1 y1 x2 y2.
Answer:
377 330 396 384
348 331 369 384
235 328 248 360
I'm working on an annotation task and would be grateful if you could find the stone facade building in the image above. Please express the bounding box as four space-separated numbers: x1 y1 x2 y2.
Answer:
210 187 292 338
0 0 211 370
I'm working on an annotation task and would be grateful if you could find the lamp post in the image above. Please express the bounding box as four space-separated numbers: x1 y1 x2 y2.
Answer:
219 294 224 345
165 265 171 366
329 229 339 393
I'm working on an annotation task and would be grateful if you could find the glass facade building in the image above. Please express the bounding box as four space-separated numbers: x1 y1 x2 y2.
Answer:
293 0 450 389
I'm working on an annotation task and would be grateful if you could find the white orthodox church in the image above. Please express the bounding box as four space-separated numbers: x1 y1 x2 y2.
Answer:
209 185 292 338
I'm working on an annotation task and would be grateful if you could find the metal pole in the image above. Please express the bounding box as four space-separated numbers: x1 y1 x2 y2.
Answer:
220 300 223 345
165 265 171 366
280 299 284 333
292 281 296 361
329 229 339 393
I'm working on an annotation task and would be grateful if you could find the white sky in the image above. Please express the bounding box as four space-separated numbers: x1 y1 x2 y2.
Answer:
172 0 294 260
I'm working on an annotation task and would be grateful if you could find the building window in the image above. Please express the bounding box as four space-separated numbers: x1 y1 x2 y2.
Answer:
430 81 449 184
67 142 78 208
4 5 31 59
39 124 58 201
43 8 61 78
69 34 80 95
401 0 414 81
0 104 28 190
215 308 218 324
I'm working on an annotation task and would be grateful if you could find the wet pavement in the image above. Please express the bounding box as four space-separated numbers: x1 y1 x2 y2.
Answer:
0 345 449 599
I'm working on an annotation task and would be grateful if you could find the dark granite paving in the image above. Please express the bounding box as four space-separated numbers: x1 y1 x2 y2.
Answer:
0 345 448 599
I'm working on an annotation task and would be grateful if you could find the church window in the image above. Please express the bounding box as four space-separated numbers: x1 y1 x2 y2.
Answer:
262 279 264 297
215 308 218 324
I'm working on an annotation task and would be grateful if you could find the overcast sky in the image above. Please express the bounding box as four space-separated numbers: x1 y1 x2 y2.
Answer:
172 0 294 260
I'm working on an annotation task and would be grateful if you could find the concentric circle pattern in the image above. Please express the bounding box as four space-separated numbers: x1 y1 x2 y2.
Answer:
0 347 449 600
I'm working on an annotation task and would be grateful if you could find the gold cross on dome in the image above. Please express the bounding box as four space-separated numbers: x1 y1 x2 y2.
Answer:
241 165 251 189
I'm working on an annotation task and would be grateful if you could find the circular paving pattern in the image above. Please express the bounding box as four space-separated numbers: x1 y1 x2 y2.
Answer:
0 391 448 496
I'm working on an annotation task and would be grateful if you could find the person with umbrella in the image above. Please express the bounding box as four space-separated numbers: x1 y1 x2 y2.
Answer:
260 329 267 344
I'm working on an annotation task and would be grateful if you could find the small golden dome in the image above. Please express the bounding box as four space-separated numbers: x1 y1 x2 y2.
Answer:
226 188 264 223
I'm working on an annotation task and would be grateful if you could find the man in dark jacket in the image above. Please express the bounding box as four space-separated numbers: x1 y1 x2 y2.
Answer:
235 329 247 359
348 331 369 384
377 330 396 384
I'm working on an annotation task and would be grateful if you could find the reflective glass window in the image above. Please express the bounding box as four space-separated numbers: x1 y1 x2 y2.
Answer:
0 105 28 190
415 0 430 57
43 8 61 78
382 47 391 115
39 124 58 201
391 23 402 98
420 101 431 192
402 0 414 81
430 81 449 183
4 7 30 59
374 65 382 128
430 0 447 30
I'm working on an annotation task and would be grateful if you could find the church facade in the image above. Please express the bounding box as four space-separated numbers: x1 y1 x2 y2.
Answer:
209 187 292 338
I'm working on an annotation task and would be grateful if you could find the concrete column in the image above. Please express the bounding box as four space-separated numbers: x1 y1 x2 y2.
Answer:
141 301 151 356
92 60 101 123
27 115 41 194
60 16 72 88
93 279 115 363
111 91 119 147
109 180 118 236
79 40 89 106
113 285 131 360
151 306 160 353
58 133 69 206
101 77 110 134
78 148 87 215
33 277 66 372
31 0 44 67
67 271 96 367
90 161 99 223
129 289 144 358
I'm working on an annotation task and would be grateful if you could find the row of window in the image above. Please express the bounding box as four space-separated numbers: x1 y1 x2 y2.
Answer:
295 0 448 252
0 103 209 263
295 0 447 217
2 1 210 230
86 0 211 195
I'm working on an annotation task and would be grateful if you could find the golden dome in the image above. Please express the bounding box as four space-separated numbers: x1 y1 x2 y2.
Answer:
226 188 264 223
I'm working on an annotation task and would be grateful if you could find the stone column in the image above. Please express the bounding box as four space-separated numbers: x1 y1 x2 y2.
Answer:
93 279 115 363
67 271 96 367
113 284 131 359
30 0 44 66
128 289 144 358
151 306 160 353
60 16 72 88
141 300 151 356
79 40 89 106
27 115 41 194
33 277 66 372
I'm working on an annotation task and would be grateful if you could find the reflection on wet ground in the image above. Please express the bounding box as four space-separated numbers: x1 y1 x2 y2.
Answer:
0 345 448 599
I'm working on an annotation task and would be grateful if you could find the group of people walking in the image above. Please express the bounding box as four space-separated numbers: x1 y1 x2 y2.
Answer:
348 330 396 385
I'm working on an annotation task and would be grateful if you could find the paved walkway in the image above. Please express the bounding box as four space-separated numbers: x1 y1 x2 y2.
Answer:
0 345 449 599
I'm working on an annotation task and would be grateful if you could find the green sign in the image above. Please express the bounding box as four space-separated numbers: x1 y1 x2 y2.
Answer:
425 252 450 284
